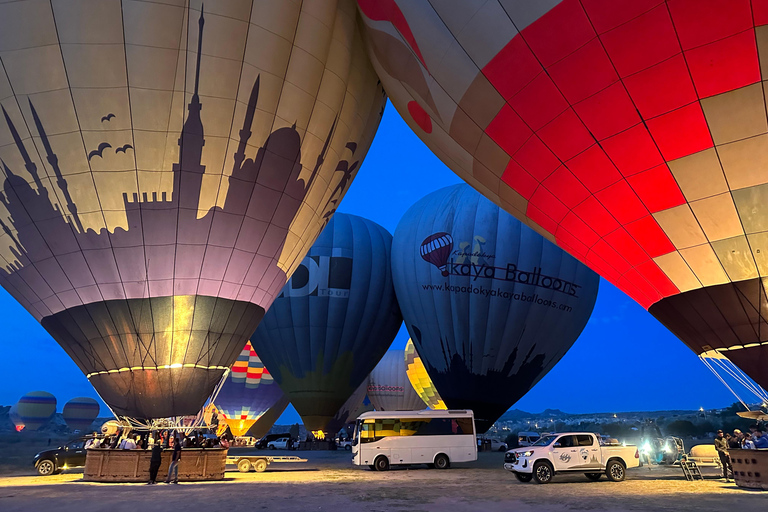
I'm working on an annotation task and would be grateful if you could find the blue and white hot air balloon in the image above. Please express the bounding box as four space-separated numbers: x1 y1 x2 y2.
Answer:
392 184 599 432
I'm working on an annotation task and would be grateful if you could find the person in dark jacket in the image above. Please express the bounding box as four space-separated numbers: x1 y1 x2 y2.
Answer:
147 442 163 484
714 430 732 481
165 435 182 484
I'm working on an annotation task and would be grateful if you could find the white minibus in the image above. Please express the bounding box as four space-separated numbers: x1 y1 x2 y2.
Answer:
351 409 477 471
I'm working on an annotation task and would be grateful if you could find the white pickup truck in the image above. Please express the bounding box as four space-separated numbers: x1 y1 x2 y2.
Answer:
503 432 639 484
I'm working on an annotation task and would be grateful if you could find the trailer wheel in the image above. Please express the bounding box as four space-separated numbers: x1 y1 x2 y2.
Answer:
253 459 268 473
237 459 252 473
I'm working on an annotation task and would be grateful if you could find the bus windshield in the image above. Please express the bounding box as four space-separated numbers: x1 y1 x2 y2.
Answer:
352 420 361 446
531 435 558 447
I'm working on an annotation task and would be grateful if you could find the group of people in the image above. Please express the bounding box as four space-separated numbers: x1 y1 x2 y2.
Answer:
84 428 232 484
714 424 768 481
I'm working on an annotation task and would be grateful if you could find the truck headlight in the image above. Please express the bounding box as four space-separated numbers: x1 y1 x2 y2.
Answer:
522 451 533 457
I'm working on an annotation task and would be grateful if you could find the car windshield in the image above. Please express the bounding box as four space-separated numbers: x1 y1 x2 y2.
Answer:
531 435 557 447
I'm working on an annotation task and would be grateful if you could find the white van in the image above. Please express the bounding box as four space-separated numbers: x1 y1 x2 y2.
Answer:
517 431 541 446
351 410 477 471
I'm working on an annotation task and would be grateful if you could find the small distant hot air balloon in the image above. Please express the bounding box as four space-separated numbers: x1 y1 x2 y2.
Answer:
9 404 24 432
368 350 425 411
404 339 446 410
62 397 100 432
214 341 283 437
420 232 453 277
16 391 56 431
392 184 599 432
252 213 402 432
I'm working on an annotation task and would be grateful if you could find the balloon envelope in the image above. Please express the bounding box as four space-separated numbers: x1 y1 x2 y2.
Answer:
0 1 385 419
245 395 291 440
392 184 598 432
62 397 100 432
213 341 283 437
251 213 402 432
404 339 446 410
325 379 372 436
16 391 56 431
357 0 768 391
368 350 425 412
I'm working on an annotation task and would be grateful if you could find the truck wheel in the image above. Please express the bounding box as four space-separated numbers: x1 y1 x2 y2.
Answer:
434 454 450 470
374 456 390 472
605 460 626 482
36 460 56 476
533 461 554 484
253 459 268 473
514 472 533 482
585 473 602 481
237 459 252 473
345 445 351 451
269 445 276 450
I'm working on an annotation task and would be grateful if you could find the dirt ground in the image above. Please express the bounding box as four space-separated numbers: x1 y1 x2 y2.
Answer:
0 450 765 512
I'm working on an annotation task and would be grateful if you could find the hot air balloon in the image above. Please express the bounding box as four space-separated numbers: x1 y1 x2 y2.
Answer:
0 1 385 419
245 395 290 440
213 341 283 437
325 379 372 436
16 391 56 431
62 397 100 432
367 350 425 412
404 339 446 410
9 404 24 432
392 184 598 432
251 213 402 432
357 0 768 393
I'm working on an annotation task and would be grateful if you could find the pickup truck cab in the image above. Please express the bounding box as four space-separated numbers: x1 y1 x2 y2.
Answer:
503 432 639 484
33 437 89 476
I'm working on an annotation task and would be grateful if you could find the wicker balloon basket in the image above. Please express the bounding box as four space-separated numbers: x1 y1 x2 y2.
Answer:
730 449 768 490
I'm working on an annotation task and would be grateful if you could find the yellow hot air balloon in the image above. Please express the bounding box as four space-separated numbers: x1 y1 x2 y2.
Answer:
404 339 446 410
0 0 385 420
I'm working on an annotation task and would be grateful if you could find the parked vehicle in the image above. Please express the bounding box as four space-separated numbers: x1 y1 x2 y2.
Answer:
33 437 89 476
352 410 477 471
478 437 508 452
517 431 541 447
256 433 291 450
503 432 640 484
267 437 294 450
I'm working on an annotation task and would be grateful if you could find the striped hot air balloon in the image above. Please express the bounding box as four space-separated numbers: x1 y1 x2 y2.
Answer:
404 339 446 410
62 397 100 432
214 341 283 437
16 391 56 431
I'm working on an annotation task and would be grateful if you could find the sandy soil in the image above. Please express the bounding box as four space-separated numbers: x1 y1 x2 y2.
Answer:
0 451 764 512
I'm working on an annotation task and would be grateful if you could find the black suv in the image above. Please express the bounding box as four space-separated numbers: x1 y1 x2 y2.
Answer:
33 437 89 476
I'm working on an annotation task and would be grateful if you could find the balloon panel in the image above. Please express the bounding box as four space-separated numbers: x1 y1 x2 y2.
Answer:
16 391 56 430
392 185 598 432
62 397 100 431
356 0 768 389
325 379 370 436
404 339 446 410
368 350 425 412
214 341 283 437
0 0 385 418
245 394 290 440
251 213 402 432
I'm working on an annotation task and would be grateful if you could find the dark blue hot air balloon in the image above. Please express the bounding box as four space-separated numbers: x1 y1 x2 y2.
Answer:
392 184 599 433
251 213 402 432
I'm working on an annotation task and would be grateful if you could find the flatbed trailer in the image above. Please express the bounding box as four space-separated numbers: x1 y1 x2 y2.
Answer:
226 455 308 473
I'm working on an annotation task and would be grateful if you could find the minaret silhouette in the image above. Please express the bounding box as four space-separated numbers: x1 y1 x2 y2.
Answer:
29 99 84 233
173 6 206 211
232 75 259 175
1 106 45 198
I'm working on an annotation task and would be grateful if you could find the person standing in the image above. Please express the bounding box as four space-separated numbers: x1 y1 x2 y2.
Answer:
147 441 163 484
714 429 732 481
165 435 182 484
729 430 743 450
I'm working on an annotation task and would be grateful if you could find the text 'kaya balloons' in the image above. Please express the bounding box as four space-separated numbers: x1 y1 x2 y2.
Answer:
0 1 385 418
213 340 283 437
358 0 768 390
16 391 57 431
368 349 425 412
404 339 446 410
251 213 402 432
393 185 598 432
62 397 100 432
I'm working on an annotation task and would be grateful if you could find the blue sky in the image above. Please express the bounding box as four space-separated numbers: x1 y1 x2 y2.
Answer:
0 102 738 423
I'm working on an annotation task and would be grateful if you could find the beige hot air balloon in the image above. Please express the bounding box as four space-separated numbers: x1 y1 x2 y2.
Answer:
0 0 385 420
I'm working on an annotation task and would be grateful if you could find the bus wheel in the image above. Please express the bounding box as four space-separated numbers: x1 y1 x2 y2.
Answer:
374 456 390 472
434 454 450 470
